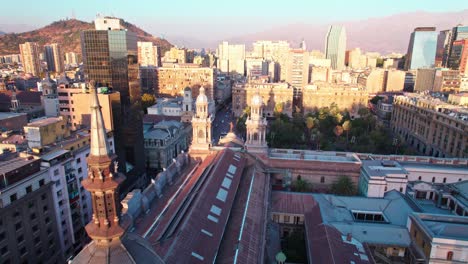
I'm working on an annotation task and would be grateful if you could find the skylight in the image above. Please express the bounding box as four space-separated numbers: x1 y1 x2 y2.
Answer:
221 177 232 189
216 188 228 202
210 205 222 216
228 164 237 175
207 214 219 223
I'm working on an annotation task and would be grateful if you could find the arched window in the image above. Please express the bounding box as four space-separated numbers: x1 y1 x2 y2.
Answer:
198 130 204 139
432 177 435 183
447 251 453 261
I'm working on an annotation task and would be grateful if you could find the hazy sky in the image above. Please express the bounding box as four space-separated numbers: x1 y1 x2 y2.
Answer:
1 0 467 41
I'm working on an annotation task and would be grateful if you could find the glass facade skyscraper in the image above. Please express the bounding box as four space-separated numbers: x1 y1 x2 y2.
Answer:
404 27 438 70
81 21 145 192
325 25 346 70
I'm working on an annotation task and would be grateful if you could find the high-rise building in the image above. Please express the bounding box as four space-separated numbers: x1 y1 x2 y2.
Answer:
19 42 42 76
448 39 468 75
216 41 245 75
415 68 461 93
162 47 187 64
65 52 79 66
252 40 290 81
325 25 347 70
81 17 145 191
347 48 362 69
44 43 64 73
404 27 438 70
137 41 161 67
285 49 309 104
435 30 452 67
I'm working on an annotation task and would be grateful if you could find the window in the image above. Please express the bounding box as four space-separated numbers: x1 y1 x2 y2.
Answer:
443 177 447 183
15 222 22 230
39 179 45 186
432 177 435 183
1 246 8 255
447 251 453 261
26 185 32 193
284 215 290 223
0 232 5 242
32 225 39 233
78 168 82 174
17 235 24 243
320 176 325 183
399 187 403 192
30 213 36 220
418 176 421 180
10 194 17 202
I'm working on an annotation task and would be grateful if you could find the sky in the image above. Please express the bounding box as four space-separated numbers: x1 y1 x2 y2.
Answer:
1 0 467 42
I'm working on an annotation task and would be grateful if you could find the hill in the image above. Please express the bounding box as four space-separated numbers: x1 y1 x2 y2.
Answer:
0 18 172 56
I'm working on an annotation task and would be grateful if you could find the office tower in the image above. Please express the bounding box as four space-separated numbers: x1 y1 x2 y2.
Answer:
19 42 42 76
404 27 438 70
44 43 64 73
436 30 452 67
81 17 145 191
448 39 468 75
65 52 79 66
252 40 290 81
451 24 468 42
137 41 161 67
325 25 347 70
285 49 309 106
347 48 363 69
415 68 461 93
216 41 245 75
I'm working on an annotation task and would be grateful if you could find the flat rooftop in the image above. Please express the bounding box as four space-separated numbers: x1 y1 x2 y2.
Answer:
362 160 408 178
0 155 39 175
26 116 63 127
269 149 361 163
413 213 468 241
0 112 27 119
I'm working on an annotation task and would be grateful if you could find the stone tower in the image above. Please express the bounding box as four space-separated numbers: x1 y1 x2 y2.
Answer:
181 87 193 123
190 87 212 152
245 91 268 153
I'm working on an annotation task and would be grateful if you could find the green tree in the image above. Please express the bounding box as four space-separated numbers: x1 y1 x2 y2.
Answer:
141 93 156 113
342 120 352 143
274 102 284 116
333 125 344 138
331 176 355 196
293 176 311 192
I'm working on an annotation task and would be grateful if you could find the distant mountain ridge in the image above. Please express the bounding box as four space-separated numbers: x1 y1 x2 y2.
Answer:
0 19 172 56
166 10 468 52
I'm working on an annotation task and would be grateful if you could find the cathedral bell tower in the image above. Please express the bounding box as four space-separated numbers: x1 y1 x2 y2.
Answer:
190 87 212 152
245 90 268 153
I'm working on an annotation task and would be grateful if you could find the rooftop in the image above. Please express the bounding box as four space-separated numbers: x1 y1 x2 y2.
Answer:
411 213 468 241
362 160 408 178
0 112 27 120
269 149 361 163
26 116 64 128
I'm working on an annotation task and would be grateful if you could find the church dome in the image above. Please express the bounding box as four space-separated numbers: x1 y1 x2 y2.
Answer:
196 87 208 104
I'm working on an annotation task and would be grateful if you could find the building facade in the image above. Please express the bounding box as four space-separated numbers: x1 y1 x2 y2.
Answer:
137 41 161 67
232 81 294 118
391 93 468 158
216 41 245 75
405 27 438 70
44 43 64 74
325 25 347 70
19 42 42 77
449 39 468 76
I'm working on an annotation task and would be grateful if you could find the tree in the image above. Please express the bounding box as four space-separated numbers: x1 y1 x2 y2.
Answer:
342 120 352 143
331 176 355 196
293 176 311 192
333 125 344 138
334 113 343 124
141 93 156 113
274 102 284 116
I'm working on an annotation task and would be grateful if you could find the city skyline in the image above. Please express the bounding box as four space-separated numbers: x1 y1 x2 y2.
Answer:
1 1 468 51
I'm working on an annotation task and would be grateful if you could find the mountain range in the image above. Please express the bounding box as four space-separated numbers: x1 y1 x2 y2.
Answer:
0 19 172 56
170 10 468 53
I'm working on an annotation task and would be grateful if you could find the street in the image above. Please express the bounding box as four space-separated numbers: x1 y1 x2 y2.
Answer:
212 102 235 144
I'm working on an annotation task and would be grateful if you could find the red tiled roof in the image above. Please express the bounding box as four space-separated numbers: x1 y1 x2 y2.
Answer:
147 149 247 263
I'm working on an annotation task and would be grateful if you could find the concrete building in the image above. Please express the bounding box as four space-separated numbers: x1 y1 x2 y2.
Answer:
216 41 245 75
391 93 468 158
385 69 406 92
436 29 452 67
147 97 183 116
448 93 468 106
139 66 157 94
285 49 309 101
163 47 189 64
359 160 409 198
65 52 79 66
358 69 405 93
156 64 215 100
232 81 294 118
325 25 347 70
405 27 438 70
44 43 64 74
449 39 468 76
143 120 188 169
245 57 268 78
415 68 461 93
24 116 69 149
302 82 368 113
19 42 42 77
310 66 331 83
0 153 64 263
137 41 161 67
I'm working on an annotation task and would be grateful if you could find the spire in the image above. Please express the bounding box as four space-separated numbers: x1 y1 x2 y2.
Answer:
81 80 126 246
89 81 111 157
